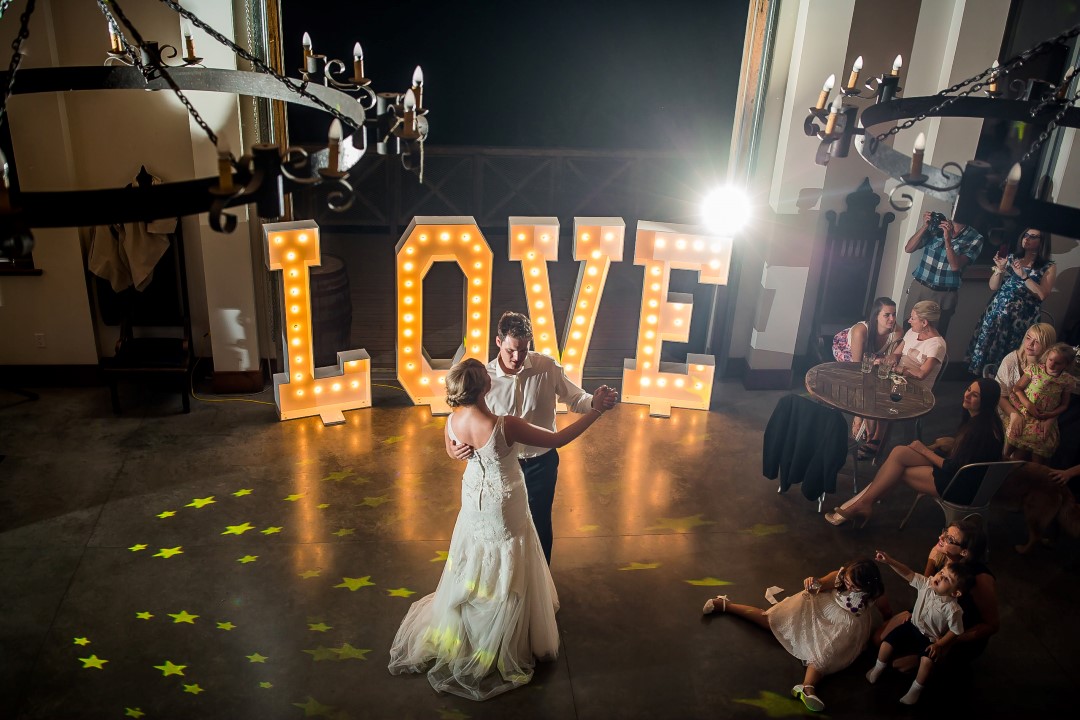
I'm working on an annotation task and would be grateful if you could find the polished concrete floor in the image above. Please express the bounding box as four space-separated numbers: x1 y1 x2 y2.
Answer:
1 375 1074 719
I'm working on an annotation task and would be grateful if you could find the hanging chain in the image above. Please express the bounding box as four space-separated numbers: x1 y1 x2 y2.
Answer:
155 0 362 132
105 0 219 147
874 22 1080 143
1018 92 1079 165
244 0 262 145
0 0 35 133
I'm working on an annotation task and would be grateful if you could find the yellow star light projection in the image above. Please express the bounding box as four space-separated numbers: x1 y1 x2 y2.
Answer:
622 220 731 417
507 217 625 390
394 217 493 415
263 220 372 426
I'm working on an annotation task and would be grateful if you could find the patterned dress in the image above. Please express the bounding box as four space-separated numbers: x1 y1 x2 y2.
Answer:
967 255 1055 375
1006 364 1076 458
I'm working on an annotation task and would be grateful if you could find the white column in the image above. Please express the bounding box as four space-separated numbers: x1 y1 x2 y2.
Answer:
876 0 1011 353
184 0 261 381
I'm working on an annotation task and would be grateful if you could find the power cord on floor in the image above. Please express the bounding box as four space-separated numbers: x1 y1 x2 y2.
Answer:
189 357 275 406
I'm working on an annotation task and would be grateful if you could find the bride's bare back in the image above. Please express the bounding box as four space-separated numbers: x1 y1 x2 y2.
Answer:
448 405 499 449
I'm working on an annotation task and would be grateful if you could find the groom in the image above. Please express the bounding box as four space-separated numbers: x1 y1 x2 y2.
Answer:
450 311 618 563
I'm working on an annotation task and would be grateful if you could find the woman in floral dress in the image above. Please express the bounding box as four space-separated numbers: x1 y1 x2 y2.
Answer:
967 228 1055 375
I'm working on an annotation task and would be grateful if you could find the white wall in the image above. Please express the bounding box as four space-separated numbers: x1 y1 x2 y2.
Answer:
0 0 259 372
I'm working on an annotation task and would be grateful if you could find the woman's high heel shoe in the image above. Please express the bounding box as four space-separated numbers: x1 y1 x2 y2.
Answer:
702 595 729 615
825 507 870 528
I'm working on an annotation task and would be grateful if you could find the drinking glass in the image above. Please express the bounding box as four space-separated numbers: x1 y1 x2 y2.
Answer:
890 381 903 402
861 353 874 373
877 356 892 379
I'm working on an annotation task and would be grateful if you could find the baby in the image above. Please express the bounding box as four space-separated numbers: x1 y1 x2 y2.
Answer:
869 550 975 705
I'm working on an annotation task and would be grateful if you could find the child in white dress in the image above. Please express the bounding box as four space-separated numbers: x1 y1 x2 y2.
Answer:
869 551 974 704
702 558 890 712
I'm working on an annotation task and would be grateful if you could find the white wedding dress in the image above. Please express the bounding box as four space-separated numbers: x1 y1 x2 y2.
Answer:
388 416 560 700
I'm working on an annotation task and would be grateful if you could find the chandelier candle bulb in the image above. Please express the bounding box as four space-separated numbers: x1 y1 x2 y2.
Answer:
910 132 925 176
303 33 317 74
847 55 863 90
412 65 424 108
352 42 365 82
108 21 121 53
988 60 999 93
891 54 903 76
217 139 234 192
327 119 342 172
824 94 842 135
403 89 418 131
816 74 835 109
183 20 195 59
999 163 1022 213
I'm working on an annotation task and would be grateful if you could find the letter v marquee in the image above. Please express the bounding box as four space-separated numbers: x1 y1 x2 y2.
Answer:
395 217 493 415
622 221 732 417
508 217 625 388
263 220 372 425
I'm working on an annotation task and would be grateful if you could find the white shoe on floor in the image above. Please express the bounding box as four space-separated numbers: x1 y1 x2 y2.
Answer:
792 684 825 712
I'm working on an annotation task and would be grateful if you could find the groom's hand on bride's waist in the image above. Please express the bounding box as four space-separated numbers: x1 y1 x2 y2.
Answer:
450 440 475 461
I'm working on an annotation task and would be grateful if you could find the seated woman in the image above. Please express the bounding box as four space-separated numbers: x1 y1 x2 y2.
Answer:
833 296 901 363
892 300 947 386
825 378 1004 527
995 322 1056 418
857 300 946 459
873 519 999 667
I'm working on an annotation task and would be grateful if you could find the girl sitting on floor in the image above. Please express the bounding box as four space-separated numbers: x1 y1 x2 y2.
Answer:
702 559 890 713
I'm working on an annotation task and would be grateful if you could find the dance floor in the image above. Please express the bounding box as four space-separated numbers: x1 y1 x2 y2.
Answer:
1 376 1074 719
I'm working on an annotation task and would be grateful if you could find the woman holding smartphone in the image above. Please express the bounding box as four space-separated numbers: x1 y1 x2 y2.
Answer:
966 228 1055 376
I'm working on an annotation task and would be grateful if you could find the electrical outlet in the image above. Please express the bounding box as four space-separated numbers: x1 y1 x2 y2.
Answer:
34 332 46 348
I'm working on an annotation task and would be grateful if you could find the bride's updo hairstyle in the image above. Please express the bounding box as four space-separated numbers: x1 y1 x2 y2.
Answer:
445 358 488 408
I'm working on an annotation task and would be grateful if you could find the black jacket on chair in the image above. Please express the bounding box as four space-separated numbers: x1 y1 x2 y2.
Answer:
762 394 848 501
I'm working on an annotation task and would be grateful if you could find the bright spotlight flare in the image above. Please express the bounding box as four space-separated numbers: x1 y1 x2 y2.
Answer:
701 186 752 236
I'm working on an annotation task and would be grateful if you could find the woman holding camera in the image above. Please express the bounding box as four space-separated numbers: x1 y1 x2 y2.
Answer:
966 228 1055 376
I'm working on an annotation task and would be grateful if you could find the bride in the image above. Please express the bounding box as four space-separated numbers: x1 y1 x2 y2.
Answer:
388 358 606 700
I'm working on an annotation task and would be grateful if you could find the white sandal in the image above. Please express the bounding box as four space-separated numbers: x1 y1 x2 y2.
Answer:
702 595 729 615
792 684 825 712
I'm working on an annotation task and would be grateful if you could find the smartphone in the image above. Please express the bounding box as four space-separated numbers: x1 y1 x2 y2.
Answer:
996 244 1008 259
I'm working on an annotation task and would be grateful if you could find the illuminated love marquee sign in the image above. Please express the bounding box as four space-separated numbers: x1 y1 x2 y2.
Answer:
264 216 732 424
263 221 371 425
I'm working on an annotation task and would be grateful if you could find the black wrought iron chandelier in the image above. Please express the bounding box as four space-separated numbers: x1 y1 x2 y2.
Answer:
0 0 429 259
805 23 1080 239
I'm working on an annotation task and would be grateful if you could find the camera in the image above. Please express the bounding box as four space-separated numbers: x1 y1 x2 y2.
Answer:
926 211 946 238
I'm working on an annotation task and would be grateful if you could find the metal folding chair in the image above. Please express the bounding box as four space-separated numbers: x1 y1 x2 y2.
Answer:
898 460 1025 532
